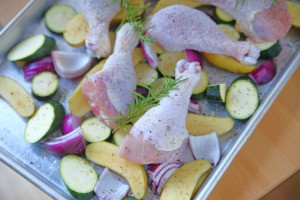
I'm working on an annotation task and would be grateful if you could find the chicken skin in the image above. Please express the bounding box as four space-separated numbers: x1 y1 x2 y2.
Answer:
200 0 291 42
82 23 138 129
118 60 201 164
80 0 120 58
147 5 260 65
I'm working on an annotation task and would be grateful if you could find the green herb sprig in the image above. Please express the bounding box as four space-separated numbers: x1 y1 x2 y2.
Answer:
113 0 154 44
111 77 186 131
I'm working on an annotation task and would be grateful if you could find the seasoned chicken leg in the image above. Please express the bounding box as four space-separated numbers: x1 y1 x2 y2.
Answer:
82 23 138 129
80 0 120 58
200 0 291 42
118 60 201 164
147 5 260 65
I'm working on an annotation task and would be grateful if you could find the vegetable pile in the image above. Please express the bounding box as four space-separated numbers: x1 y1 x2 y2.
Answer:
2 0 298 199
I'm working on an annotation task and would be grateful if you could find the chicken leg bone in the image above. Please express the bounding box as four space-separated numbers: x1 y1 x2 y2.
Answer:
80 0 121 58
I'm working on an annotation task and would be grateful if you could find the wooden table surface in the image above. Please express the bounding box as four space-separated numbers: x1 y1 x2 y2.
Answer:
1 1 300 200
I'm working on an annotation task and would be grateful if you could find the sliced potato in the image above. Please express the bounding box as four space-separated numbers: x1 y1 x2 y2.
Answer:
158 52 185 77
132 48 144 66
286 1 300 28
135 63 158 86
218 24 240 40
0 76 35 117
111 0 144 24
86 141 147 199
192 170 210 198
153 42 165 54
160 160 211 200
68 59 106 117
152 0 204 14
63 14 89 47
186 113 234 136
202 53 256 74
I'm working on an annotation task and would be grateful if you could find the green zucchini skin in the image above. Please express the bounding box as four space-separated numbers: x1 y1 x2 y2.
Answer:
24 101 65 143
7 34 55 62
45 4 77 34
226 76 259 120
206 83 227 103
191 70 209 101
259 40 282 59
59 155 98 200
32 72 59 101
213 7 234 24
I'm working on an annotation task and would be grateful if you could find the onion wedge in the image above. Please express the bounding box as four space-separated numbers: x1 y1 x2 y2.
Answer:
52 51 93 78
189 132 221 166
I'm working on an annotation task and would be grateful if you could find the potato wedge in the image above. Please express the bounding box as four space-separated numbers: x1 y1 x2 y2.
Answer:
86 141 147 199
186 113 234 136
132 47 144 66
202 53 256 74
160 160 211 200
111 0 144 24
158 52 185 77
0 76 35 117
63 14 89 47
152 0 204 14
286 1 300 28
153 42 165 54
68 59 106 117
192 170 210 198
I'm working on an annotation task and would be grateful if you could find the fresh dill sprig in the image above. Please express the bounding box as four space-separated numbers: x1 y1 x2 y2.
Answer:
114 0 153 44
111 77 186 131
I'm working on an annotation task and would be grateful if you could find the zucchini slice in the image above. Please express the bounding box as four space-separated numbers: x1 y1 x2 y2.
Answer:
60 155 98 200
158 52 185 77
191 70 209 101
226 76 259 120
32 72 58 101
214 7 234 23
45 4 77 33
135 63 158 86
206 83 227 103
246 39 282 59
113 124 133 146
24 101 65 143
7 34 55 62
81 117 111 143
0 76 35 117
218 24 240 40
150 77 174 93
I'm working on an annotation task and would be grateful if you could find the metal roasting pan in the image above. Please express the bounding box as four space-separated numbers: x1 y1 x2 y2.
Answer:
0 0 300 199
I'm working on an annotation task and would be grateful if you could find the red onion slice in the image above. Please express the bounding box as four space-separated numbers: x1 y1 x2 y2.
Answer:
188 100 201 114
22 56 55 80
140 41 159 68
185 49 203 67
249 60 276 85
44 127 85 157
61 113 84 135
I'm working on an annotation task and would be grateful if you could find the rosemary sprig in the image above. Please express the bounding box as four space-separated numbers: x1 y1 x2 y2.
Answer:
111 77 186 131
115 0 154 44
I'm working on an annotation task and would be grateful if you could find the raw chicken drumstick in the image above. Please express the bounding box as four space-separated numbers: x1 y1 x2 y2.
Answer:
118 60 201 165
82 23 138 129
199 0 291 42
80 0 120 58
147 5 260 65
